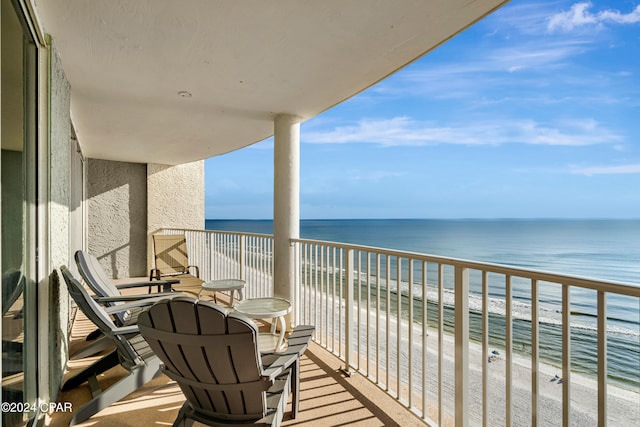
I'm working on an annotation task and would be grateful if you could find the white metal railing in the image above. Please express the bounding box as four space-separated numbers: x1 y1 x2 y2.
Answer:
158 228 274 299
158 229 640 426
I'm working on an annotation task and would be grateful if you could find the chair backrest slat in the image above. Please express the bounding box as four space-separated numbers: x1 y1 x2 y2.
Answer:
75 250 130 325
141 300 198 381
139 328 254 346
138 297 267 419
75 251 120 297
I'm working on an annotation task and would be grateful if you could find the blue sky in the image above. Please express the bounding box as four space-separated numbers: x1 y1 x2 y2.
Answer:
205 0 640 220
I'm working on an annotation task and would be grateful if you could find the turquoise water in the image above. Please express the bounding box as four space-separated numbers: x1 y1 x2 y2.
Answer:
206 218 640 389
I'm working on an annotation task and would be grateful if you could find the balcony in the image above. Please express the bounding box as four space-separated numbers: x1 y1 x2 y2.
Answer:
50 228 639 426
49 295 425 427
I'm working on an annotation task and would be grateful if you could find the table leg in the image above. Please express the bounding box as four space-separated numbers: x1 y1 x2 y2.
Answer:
275 316 286 351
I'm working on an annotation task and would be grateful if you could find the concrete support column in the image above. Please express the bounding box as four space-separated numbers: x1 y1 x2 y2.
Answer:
273 114 300 327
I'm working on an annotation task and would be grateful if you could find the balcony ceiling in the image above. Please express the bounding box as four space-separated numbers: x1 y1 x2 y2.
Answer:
34 0 508 165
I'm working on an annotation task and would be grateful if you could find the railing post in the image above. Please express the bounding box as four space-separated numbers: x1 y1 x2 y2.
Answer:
293 240 300 326
341 248 355 376
239 234 246 281
562 284 571 427
210 231 216 280
482 271 490 427
597 291 607 427
506 275 513 426
531 279 540 427
455 266 469 427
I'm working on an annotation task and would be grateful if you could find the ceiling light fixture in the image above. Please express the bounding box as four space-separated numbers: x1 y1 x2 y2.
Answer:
178 91 192 98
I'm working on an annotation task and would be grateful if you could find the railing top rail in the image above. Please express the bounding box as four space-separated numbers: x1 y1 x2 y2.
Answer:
292 237 640 297
158 227 273 240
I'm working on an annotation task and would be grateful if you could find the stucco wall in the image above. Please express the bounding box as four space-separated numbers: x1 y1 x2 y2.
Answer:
49 42 72 400
50 50 71 269
147 161 205 268
87 160 204 278
87 159 147 278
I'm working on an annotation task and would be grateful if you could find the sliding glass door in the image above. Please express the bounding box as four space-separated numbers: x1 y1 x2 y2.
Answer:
2 0 38 425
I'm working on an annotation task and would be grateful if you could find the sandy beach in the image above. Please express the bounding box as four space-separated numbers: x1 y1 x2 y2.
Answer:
426 326 640 426
311 298 640 426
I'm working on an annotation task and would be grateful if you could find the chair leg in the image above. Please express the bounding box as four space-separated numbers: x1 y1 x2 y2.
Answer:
70 335 114 360
285 325 314 419
62 350 119 391
172 402 194 427
86 328 102 341
69 361 162 426
291 359 300 418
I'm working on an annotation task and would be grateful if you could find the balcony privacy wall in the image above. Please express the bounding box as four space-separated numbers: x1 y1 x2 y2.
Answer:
86 160 204 279
146 161 205 272
87 159 148 278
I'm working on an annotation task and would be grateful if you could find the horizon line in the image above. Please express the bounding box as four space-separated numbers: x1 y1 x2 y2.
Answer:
205 217 640 221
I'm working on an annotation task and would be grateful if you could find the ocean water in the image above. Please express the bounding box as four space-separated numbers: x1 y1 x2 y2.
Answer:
206 218 640 389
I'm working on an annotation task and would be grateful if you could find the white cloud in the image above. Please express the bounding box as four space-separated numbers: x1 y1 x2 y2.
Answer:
599 5 640 24
375 39 592 102
491 2 557 35
548 2 640 33
303 116 622 147
571 164 640 175
488 42 589 74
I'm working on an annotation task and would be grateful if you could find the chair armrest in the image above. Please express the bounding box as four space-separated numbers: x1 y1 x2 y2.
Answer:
260 325 314 381
92 293 176 303
115 279 179 292
261 352 299 382
110 325 140 335
187 265 200 278
102 296 171 314
285 325 315 351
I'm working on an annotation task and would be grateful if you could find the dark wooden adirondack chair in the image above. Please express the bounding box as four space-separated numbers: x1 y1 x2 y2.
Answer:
59 266 164 425
72 250 179 359
138 297 314 427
